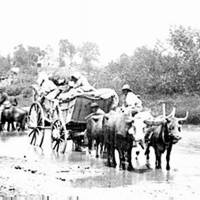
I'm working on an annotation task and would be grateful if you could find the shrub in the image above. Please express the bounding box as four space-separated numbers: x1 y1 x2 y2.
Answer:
6 84 25 96
22 87 33 98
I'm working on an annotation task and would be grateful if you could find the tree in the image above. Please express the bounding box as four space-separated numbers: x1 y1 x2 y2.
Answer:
79 42 100 75
0 55 12 76
169 26 200 93
27 46 46 67
13 44 45 68
58 39 76 67
13 44 28 67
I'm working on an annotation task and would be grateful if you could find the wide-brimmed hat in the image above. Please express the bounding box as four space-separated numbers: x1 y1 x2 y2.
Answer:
122 84 132 91
90 102 99 108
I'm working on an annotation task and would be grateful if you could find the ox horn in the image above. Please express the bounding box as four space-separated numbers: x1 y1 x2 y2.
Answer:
166 107 176 118
177 111 189 121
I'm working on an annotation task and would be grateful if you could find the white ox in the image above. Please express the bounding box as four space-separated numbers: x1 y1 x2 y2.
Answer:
132 108 189 144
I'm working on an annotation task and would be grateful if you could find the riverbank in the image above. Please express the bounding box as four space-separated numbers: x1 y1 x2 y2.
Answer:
143 93 200 124
16 93 200 124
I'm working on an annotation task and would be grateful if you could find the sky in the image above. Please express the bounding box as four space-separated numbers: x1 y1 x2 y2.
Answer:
0 0 200 65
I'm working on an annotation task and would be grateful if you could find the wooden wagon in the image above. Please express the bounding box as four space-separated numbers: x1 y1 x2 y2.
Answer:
27 92 114 153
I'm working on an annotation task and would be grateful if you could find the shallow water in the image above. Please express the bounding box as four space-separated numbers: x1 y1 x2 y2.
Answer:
0 126 200 199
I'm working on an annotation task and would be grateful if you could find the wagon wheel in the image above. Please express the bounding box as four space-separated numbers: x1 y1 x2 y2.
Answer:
28 102 45 148
51 119 67 153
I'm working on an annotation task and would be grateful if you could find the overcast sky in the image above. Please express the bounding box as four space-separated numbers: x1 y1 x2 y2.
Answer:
0 0 200 64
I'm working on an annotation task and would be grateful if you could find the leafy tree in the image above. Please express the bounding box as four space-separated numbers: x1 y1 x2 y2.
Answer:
79 42 100 75
169 26 200 93
27 46 46 67
0 55 12 76
59 39 76 67
13 44 45 68
13 44 28 67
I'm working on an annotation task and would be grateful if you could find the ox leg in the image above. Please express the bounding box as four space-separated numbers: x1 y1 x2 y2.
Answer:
88 137 93 154
96 140 99 158
100 136 104 156
0 123 2 132
106 143 111 167
7 122 10 132
118 149 125 170
11 122 16 132
166 144 172 170
155 148 162 169
121 151 126 170
100 143 104 155
127 147 134 171
145 144 151 168
111 148 116 167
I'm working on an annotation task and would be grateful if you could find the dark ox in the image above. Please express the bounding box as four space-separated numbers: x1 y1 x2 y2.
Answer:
86 114 105 158
1 106 28 132
144 108 188 170
103 110 135 170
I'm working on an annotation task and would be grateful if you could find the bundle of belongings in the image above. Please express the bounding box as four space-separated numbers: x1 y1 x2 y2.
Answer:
34 71 119 110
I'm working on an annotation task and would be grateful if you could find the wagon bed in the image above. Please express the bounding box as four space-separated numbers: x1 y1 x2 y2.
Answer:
28 88 117 152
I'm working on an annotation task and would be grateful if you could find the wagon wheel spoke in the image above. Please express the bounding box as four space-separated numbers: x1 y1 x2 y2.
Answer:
37 112 41 124
28 130 34 137
28 102 45 148
34 104 39 113
30 130 37 145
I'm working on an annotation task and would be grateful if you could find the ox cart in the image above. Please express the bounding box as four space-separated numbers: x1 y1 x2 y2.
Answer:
27 90 115 153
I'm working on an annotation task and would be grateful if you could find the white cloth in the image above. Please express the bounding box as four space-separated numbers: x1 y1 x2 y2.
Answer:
73 76 95 92
39 79 57 96
123 92 143 112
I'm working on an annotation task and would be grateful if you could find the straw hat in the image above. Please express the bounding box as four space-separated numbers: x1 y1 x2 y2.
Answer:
122 84 132 91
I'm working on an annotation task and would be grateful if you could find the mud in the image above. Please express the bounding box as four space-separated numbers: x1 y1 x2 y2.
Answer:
0 126 200 199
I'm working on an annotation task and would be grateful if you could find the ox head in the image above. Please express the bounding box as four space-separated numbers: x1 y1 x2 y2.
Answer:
104 110 135 138
130 110 154 142
118 114 135 137
165 107 188 144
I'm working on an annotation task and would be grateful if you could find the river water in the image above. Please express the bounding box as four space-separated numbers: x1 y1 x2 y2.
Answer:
0 126 200 199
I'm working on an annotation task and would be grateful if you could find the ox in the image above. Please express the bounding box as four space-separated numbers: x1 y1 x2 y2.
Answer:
86 114 105 158
144 108 188 170
103 110 135 170
1 106 28 132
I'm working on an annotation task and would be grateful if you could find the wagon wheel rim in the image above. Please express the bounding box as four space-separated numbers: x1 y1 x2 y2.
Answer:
28 102 45 147
51 119 66 153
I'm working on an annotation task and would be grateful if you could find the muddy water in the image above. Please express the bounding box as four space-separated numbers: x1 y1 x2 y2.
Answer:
0 126 200 199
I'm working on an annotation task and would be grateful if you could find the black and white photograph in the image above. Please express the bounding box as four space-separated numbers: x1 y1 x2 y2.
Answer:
0 0 199 199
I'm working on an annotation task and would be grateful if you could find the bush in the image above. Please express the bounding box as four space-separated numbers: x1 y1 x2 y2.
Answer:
22 87 33 98
6 84 25 96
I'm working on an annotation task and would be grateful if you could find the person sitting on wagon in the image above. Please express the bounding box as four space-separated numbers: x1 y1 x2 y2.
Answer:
58 72 96 101
69 72 96 93
37 72 59 99
121 84 143 115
